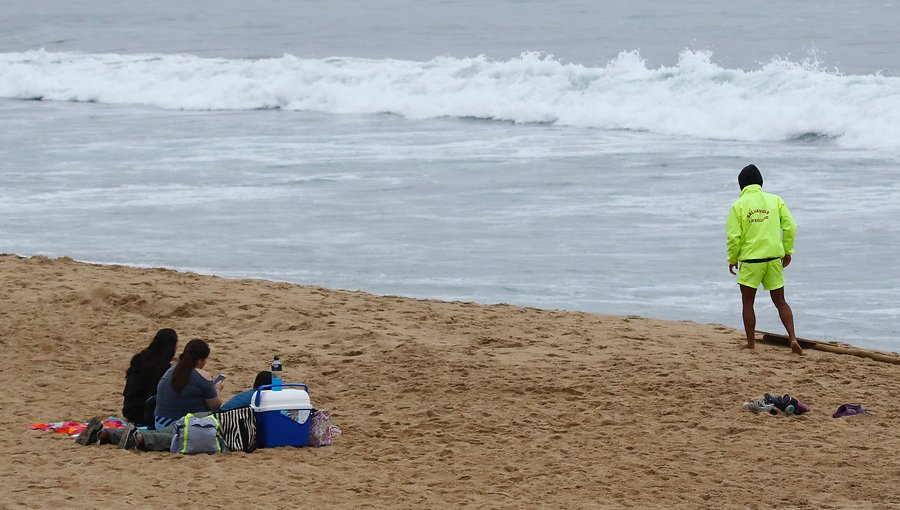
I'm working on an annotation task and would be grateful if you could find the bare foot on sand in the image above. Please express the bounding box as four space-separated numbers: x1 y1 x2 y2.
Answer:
790 340 803 355
741 342 756 351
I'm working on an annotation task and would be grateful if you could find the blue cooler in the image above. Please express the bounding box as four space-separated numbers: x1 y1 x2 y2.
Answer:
251 383 313 448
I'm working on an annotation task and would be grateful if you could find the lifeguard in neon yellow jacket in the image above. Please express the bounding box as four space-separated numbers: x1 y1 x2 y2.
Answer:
726 164 802 355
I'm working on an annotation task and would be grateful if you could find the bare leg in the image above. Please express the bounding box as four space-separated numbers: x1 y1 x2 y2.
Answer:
740 284 757 349
770 287 802 355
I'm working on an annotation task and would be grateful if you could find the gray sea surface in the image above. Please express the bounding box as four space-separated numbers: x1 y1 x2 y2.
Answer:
2 0 899 351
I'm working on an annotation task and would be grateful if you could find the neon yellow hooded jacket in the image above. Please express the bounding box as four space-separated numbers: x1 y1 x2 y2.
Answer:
726 184 796 264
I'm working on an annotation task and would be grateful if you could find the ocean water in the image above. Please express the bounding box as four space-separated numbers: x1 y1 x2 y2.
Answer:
1 1 899 351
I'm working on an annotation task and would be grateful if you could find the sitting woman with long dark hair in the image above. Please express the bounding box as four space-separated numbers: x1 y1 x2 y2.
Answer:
153 338 225 429
122 328 178 426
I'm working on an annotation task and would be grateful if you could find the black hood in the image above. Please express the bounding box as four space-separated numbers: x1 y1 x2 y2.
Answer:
738 164 763 190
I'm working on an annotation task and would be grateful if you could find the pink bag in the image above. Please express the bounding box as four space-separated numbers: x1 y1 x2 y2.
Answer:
308 409 341 447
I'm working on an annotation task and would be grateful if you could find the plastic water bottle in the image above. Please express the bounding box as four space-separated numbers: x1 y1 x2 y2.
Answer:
271 355 283 391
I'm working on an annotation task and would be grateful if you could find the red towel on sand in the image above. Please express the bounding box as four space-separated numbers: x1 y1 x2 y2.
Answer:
29 417 127 437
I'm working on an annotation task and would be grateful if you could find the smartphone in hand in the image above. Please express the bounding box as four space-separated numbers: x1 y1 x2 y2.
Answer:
214 374 226 384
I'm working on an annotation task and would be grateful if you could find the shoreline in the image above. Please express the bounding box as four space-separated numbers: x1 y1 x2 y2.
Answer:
2 253 898 508
5 252 895 357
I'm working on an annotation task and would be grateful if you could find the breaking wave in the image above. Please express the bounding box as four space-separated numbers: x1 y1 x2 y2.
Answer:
2 49 899 149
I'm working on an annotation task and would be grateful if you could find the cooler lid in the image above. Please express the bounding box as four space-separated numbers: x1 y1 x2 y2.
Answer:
250 385 312 412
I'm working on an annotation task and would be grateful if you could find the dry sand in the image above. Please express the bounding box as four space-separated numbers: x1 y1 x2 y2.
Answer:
1 254 898 509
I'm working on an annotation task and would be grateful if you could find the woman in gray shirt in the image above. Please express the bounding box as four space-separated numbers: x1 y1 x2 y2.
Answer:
154 338 225 429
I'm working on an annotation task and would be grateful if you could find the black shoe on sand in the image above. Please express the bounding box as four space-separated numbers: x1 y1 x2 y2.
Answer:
76 416 103 446
764 393 789 412
117 424 139 450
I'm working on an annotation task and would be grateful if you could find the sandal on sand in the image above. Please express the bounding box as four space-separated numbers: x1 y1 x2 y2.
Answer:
743 399 776 415
832 403 869 418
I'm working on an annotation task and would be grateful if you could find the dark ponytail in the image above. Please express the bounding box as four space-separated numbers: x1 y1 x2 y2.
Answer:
171 338 210 392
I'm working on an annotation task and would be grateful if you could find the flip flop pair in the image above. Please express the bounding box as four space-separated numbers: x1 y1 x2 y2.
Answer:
832 403 869 418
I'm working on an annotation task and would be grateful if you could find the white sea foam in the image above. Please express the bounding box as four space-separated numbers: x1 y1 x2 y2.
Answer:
3 49 900 149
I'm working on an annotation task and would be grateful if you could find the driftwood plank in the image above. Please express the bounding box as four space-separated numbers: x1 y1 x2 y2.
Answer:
758 331 900 365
